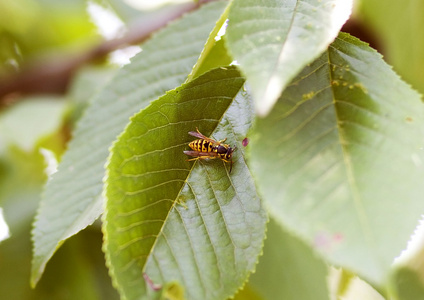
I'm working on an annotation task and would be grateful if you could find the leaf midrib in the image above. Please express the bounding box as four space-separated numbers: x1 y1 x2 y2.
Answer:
326 43 382 268
141 84 245 296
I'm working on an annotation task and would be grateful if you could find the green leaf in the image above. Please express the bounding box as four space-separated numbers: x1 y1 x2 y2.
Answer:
248 217 329 300
33 229 119 300
187 3 231 81
226 0 353 116
0 0 97 70
67 65 119 123
31 1 229 286
0 97 67 152
391 226 424 299
233 284 264 300
0 148 45 234
0 0 39 35
248 32 424 286
391 267 424 300
103 66 267 300
189 36 233 81
328 268 385 300
0 205 119 300
359 0 424 96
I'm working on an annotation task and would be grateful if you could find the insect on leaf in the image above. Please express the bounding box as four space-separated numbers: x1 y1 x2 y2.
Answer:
103 66 267 300
30 1 229 286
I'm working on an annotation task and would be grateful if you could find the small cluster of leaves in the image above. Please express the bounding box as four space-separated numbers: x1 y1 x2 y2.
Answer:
23 0 424 300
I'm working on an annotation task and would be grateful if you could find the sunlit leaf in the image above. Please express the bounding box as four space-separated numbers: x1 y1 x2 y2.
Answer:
187 3 230 81
226 0 353 116
103 66 267 300
190 37 233 80
31 1 229 286
249 32 424 286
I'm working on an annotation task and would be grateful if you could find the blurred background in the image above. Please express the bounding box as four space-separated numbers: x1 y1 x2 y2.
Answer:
0 0 422 299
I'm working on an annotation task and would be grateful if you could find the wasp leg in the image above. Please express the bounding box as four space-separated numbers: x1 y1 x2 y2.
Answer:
220 159 234 173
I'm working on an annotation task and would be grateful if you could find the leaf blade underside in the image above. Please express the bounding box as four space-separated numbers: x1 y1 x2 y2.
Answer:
226 0 353 116
249 32 424 286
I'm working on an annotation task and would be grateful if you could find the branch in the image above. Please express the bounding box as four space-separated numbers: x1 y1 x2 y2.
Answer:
0 0 219 105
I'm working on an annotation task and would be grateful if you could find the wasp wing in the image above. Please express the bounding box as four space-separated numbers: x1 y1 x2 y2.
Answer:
183 150 219 158
188 131 215 142
188 129 218 144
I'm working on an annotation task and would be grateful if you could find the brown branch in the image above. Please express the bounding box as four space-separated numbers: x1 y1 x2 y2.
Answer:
0 0 219 106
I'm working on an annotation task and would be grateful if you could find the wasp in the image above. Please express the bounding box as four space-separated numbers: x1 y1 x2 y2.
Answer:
184 128 236 173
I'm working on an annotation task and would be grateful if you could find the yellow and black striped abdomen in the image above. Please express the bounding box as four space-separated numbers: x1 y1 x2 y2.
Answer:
188 139 214 153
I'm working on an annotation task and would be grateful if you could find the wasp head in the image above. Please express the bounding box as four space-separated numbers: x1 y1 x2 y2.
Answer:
216 145 235 160
217 145 236 173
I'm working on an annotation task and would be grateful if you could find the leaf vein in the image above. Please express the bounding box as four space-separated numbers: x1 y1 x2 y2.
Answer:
277 101 334 143
124 179 186 196
116 219 165 233
115 198 174 213
120 168 190 178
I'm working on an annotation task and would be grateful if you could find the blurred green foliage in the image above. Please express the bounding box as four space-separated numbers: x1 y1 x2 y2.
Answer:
358 0 424 95
0 0 98 75
0 1 222 298
0 0 423 299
